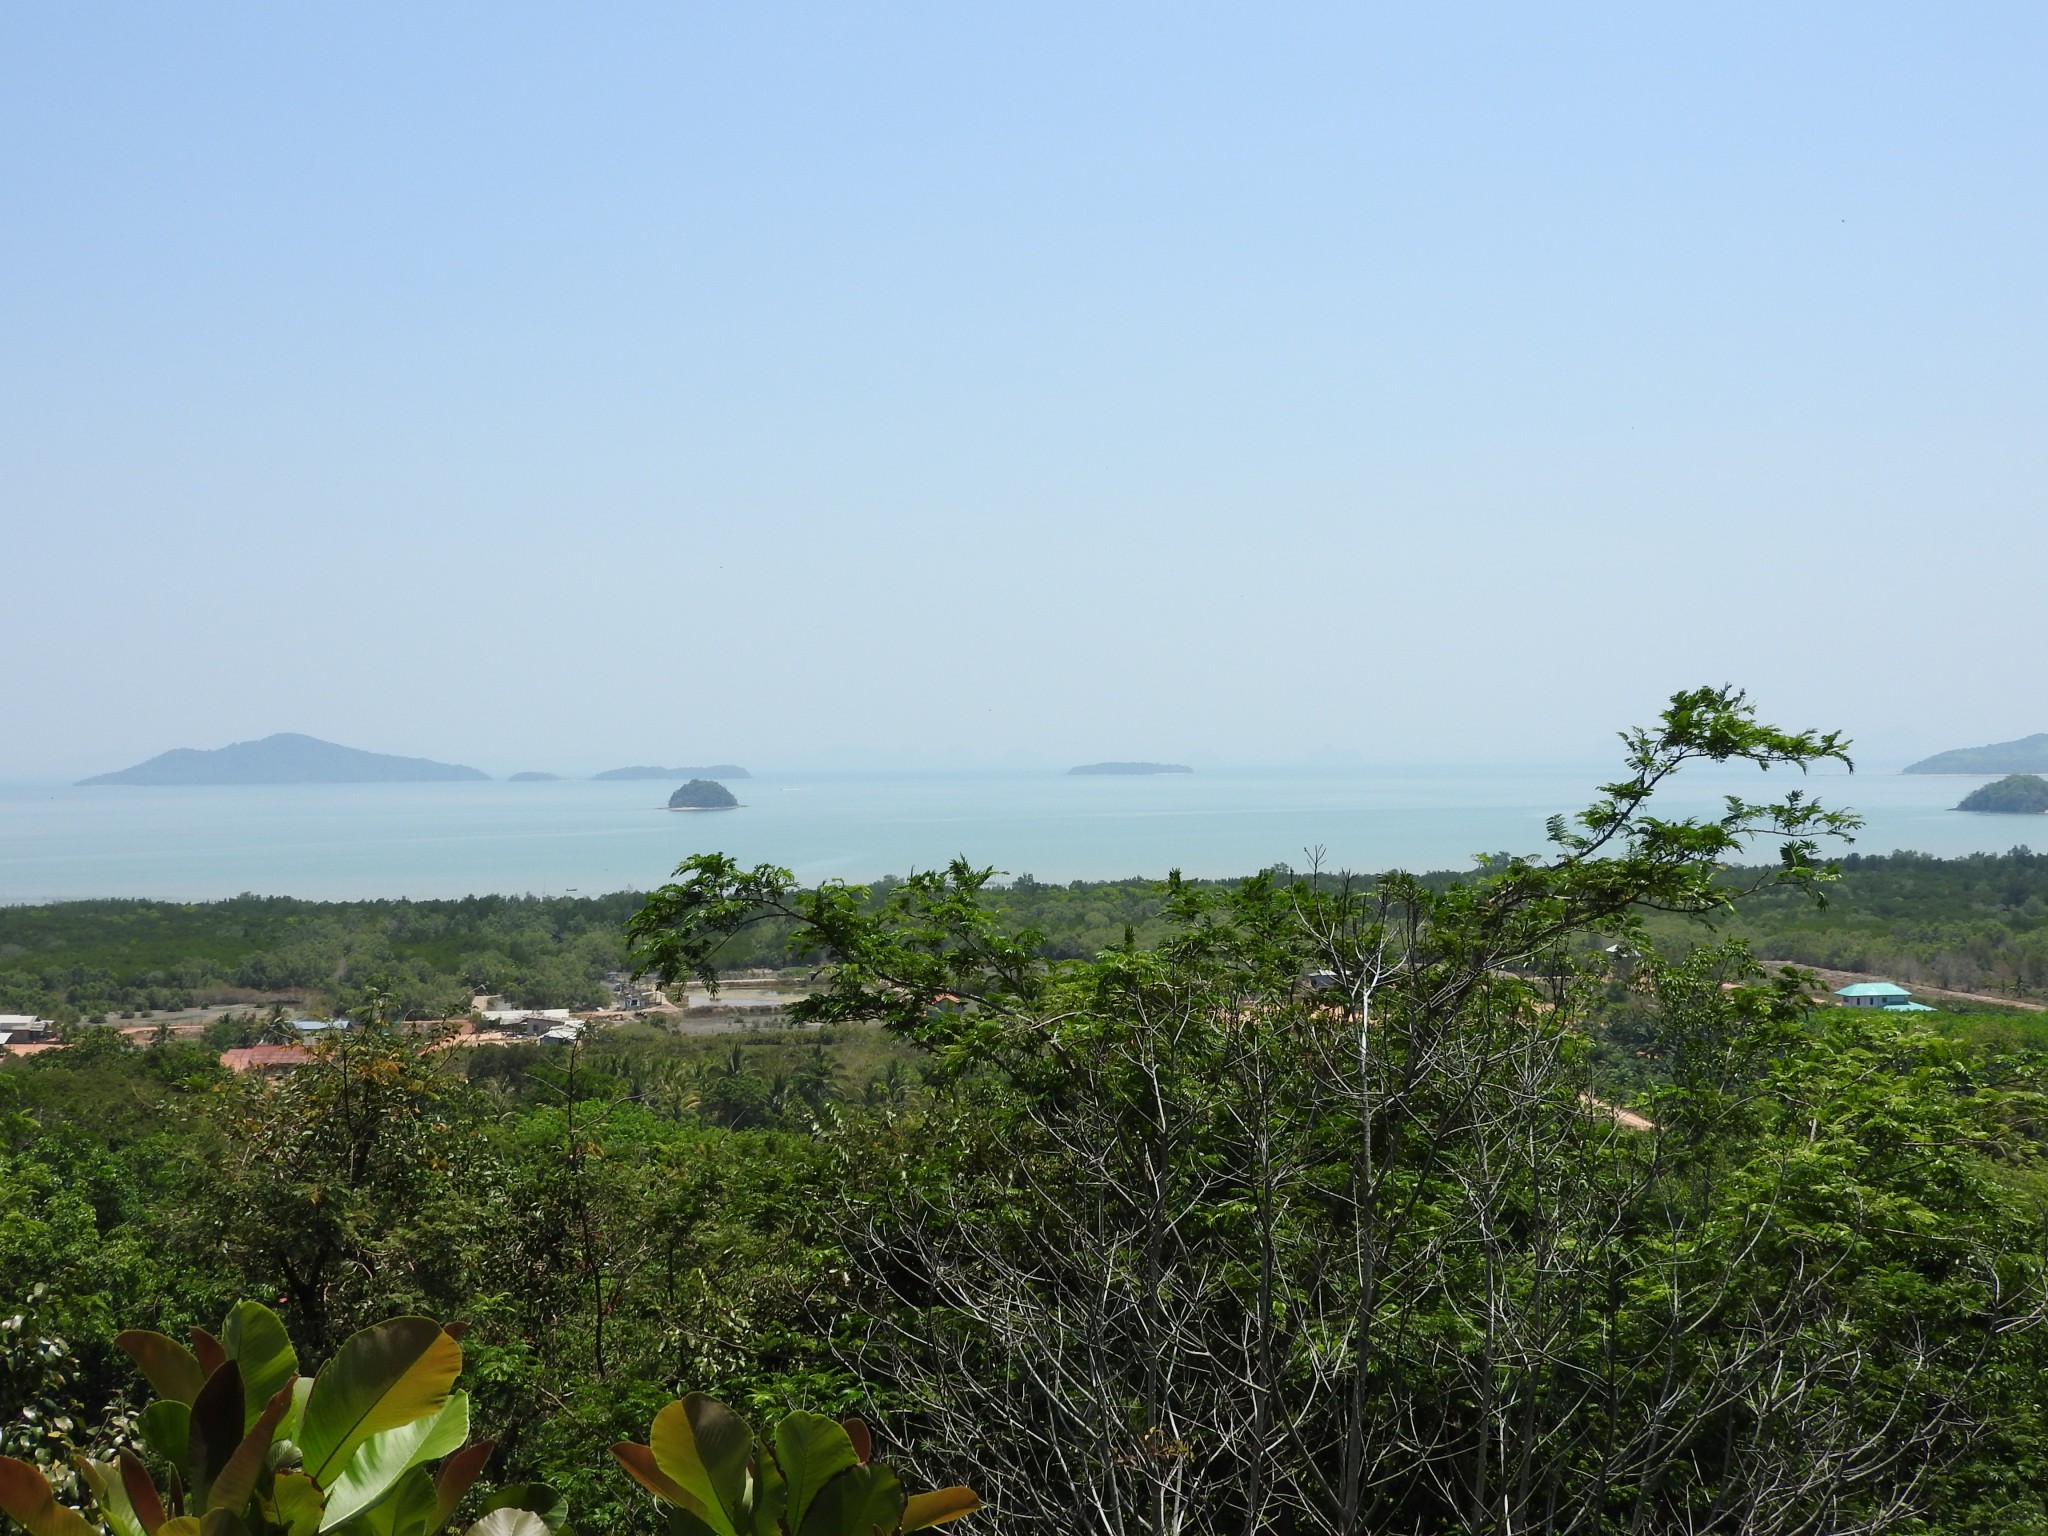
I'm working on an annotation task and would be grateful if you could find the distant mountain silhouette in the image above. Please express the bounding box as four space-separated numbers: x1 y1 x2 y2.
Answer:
1068 762 1193 776
595 764 750 780
80 733 490 785
1904 734 2048 774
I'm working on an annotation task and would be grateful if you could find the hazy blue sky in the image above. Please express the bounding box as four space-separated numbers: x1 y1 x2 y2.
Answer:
4 3 2042 780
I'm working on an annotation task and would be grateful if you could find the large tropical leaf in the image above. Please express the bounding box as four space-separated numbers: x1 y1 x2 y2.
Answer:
900 1489 979 1531
477 1486 566 1534
0 1457 98 1536
463 1512 550 1536
272 1473 325 1536
350 1465 438 1536
298 1320 462 1489
770 1414 858 1535
798 1463 901 1536
138 1401 193 1478
610 1445 696 1511
76 1458 146 1536
190 1331 226 1378
647 1397 751 1536
220 1304 298 1431
321 1392 470 1529
115 1332 206 1407
118 1450 169 1536
186 1362 247 1506
431 1444 495 1530
208 1387 294 1514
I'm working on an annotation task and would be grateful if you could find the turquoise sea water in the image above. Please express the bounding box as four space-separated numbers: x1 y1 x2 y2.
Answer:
0 766 2036 904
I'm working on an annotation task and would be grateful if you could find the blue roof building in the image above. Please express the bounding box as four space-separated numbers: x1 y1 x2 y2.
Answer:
1834 982 1935 1012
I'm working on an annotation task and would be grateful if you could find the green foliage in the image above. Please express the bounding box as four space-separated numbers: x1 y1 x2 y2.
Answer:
612 1395 975 1536
0 895 635 1023
0 1302 557 1536
1703 846 2048 997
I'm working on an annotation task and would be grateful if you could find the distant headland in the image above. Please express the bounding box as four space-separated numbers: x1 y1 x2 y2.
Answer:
597 764 751 781
1956 775 2048 815
1068 762 1193 776
79 733 489 786
668 779 740 810
1905 734 2048 774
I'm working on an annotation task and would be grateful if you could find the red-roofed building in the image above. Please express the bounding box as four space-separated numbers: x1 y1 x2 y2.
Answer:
220 1045 314 1074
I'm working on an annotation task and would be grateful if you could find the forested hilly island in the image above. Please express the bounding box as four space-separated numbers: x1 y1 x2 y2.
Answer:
1904 731 2048 773
1957 774 2048 814
79 732 489 785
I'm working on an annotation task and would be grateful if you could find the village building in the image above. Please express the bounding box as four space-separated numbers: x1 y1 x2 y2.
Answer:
1833 982 1936 1012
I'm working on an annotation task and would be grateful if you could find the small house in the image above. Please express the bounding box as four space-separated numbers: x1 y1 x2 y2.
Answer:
1833 982 1935 1012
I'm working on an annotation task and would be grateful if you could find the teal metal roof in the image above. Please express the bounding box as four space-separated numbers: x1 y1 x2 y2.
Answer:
1836 982 1912 997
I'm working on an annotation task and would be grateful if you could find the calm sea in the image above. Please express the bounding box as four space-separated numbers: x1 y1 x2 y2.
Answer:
0 766 2034 904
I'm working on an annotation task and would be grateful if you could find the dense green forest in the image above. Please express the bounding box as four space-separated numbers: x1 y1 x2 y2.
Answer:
10 693 2048 1534
6 842 2046 1027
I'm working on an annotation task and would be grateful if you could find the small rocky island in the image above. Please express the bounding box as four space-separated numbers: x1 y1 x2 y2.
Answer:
668 778 740 810
1956 774 2048 814
1068 762 1193 776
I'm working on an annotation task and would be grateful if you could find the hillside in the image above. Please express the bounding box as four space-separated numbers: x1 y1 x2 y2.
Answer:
1904 733 2048 774
595 763 750 780
78 733 489 785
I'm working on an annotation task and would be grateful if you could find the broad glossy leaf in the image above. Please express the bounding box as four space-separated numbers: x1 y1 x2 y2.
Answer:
749 1459 784 1536
119 1450 169 1536
839 1422 871 1467
298 1320 462 1489
272 1472 325 1536
186 1362 247 1506
611 1445 696 1510
900 1488 979 1531
221 1305 298 1430
0 1458 98 1536
662 1508 723 1536
157 1520 202 1536
199 1509 249 1536
190 1331 226 1378
463 1512 549 1536
648 1398 750 1536
320 1392 470 1529
208 1387 293 1514
139 1401 193 1475
431 1443 493 1531
116 1333 206 1407
770 1414 857 1535
279 1376 315 1447
798 1463 901 1536
353 1465 438 1536
77 1458 146 1536
478 1486 564 1534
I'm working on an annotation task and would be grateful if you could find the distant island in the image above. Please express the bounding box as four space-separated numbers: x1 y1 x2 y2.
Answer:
79 733 489 786
1956 774 2048 814
508 772 562 782
1905 733 2048 774
1068 762 1193 776
668 779 739 810
597 764 750 781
